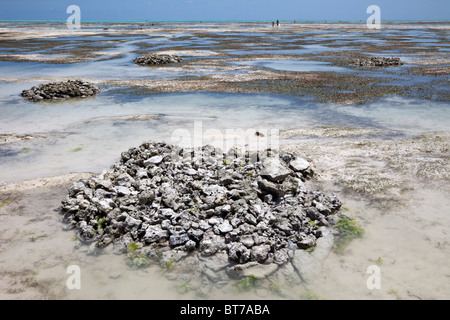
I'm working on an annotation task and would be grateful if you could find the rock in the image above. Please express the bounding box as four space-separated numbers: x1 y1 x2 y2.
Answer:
251 244 271 263
257 178 285 198
60 141 343 280
239 235 255 248
134 53 183 66
21 79 100 102
199 231 225 256
188 228 204 241
144 155 164 166
184 168 197 176
306 207 321 220
160 208 175 219
115 173 135 187
93 178 113 190
138 190 155 205
185 240 197 251
289 157 310 172
260 157 291 182
353 57 403 67
96 198 115 213
114 186 131 196
169 233 190 247
143 225 169 243
227 242 251 264
68 181 88 196
218 220 233 233
281 176 302 194
124 215 141 232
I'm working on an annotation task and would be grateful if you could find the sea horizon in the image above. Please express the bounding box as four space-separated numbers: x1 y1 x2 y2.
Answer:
0 19 449 24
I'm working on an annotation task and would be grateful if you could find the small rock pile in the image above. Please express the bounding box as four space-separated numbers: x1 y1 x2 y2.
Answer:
21 79 100 102
353 56 403 67
61 142 342 268
134 53 183 66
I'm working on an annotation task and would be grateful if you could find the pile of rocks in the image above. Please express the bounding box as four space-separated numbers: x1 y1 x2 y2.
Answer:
134 53 183 66
61 142 342 271
353 56 403 67
21 79 100 102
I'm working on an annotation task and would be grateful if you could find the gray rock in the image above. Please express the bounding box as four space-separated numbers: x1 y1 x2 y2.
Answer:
218 220 233 233
96 198 115 213
281 176 302 194
274 249 290 264
244 213 257 225
257 178 285 198
227 242 251 264
93 178 113 190
240 235 255 248
289 157 310 172
68 181 88 197
61 141 343 277
143 225 169 243
160 208 175 218
185 240 197 251
260 157 291 182
134 53 183 66
115 173 135 187
169 233 190 247
21 80 100 102
145 155 164 166
184 168 197 176
198 220 211 231
251 244 271 263
124 215 141 232
199 231 225 256
138 190 155 205
188 228 204 241
114 186 131 196
354 56 403 67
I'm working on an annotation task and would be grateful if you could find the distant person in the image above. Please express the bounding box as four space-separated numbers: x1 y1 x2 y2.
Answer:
272 21 275 28
276 20 280 27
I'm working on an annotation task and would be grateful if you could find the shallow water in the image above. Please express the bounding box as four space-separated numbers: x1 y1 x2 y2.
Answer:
233 59 352 73
1 86 449 184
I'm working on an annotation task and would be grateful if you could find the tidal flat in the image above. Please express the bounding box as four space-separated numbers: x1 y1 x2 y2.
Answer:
0 21 449 300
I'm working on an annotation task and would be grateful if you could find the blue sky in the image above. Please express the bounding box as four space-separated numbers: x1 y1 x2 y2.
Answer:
0 0 448 21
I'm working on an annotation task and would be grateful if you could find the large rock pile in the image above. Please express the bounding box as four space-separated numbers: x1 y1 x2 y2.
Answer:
61 142 342 269
21 79 100 102
134 53 182 66
353 56 403 67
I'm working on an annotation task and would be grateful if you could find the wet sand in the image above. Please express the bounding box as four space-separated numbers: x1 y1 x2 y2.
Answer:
0 21 449 300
